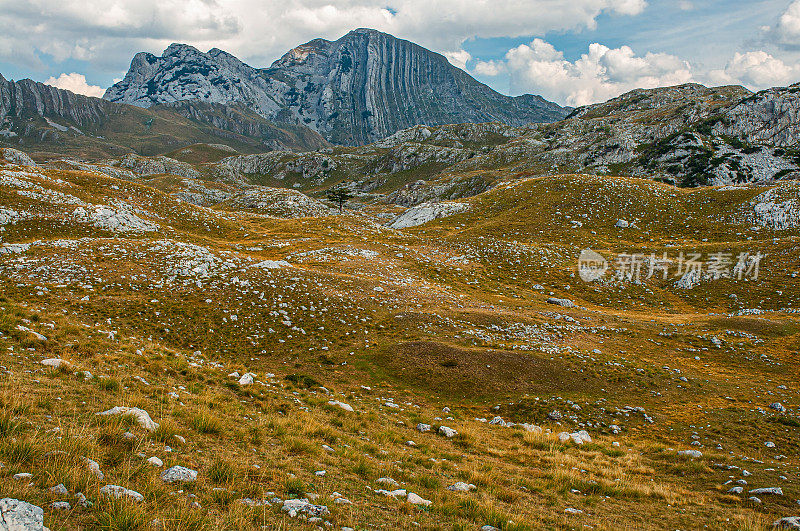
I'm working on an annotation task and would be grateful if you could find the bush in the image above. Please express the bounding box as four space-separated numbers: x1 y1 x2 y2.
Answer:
0 438 38 464
0 412 20 438
208 459 237 484
190 413 222 435
284 374 320 389
93 497 147 531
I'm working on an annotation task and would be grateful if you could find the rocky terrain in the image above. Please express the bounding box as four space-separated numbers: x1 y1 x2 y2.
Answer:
0 143 798 529
0 74 329 159
104 29 570 145
2 32 800 529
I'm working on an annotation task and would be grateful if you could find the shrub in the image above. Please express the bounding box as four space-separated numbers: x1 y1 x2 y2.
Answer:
208 459 237 484
93 497 147 531
190 413 222 435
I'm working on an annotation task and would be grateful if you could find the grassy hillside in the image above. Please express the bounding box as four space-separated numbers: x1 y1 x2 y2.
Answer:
0 159 797 529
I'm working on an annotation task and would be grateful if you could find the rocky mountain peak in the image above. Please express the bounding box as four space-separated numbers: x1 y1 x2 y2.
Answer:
104 30 570 145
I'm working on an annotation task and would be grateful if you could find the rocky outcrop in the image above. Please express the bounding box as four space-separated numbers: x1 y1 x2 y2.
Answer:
224 187 331 218
387 201 469 229
117 153 200 178
104 29 570 145
0 73 110 130
716 84 800 147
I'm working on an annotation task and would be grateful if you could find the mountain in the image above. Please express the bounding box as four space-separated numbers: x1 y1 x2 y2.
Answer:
104 29 570 145
0 73 329 158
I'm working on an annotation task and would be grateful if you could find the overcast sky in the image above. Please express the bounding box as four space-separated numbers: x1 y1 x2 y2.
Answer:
2 0 800 106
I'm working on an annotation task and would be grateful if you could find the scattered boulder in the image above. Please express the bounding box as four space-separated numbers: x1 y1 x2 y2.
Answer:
281 499 330 518
750 487 783 496
558 430 592 445
407 492 432 506
100 485 144 502
327 400 354 412
438 426 458 438
547 297 574 308
160 466 197 484
0 499 44 530
416 423 431 433
85 458 104 480
96 406 158 432
447 482 476 492
147 457 163 468
769 402 787 413
40 359 69 369
0 148 37 167
678 450 703 458
237 373 255 385
49 484 67 495
774 517 800 530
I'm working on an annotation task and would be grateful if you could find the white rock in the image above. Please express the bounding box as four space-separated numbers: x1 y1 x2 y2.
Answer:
678 450 702 458
750 487 783 496
438 426 458 438
96 406 158 432
238 373 255 385
160 466 197 483
446 482 476 492
49 484 67 495
40 358 69 369
85 458 104 480
388 201 469 229
281 499 330 518
773 517 800 530
406 492 432 506
327 400 354 412
100 485 144 502
0 498 44 530
147 456 163 467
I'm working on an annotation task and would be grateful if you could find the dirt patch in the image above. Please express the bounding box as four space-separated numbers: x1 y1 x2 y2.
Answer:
371 341 599 402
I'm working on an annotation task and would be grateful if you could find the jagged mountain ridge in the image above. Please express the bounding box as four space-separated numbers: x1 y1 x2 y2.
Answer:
104 29 570 145
0 73 329 158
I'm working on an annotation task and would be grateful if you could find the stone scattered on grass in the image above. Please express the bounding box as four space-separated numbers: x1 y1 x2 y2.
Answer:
0 498 44 529
161 466 198 483
407 492 432 506
100 485 145 503
96 406 159 431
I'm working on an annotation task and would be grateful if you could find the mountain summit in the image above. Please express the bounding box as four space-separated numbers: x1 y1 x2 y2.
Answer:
104 29 569 145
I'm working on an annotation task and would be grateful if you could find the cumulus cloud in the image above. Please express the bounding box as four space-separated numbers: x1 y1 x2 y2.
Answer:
0 0 648 74
770 0 800 47
498 39 692 106
443 50 471 71
705 51 800 89
44 72 105 97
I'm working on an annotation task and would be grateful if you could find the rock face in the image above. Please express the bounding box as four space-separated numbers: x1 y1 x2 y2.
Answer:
0 498 45 530
0 72 327 156
388 201 469 229
104 29 569 145
0 73 109 130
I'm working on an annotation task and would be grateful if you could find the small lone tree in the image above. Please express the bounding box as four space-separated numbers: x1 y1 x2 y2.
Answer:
326 187 353 213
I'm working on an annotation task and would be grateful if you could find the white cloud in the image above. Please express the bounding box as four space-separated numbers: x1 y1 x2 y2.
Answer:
443 50 471 71
474 60 505 77
705 51 800 89
0 0 648 75
499 39 692 106
772 0 800 47
44 72 105 97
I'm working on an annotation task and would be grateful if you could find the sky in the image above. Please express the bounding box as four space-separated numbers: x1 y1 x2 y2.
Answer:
2 0 800 106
